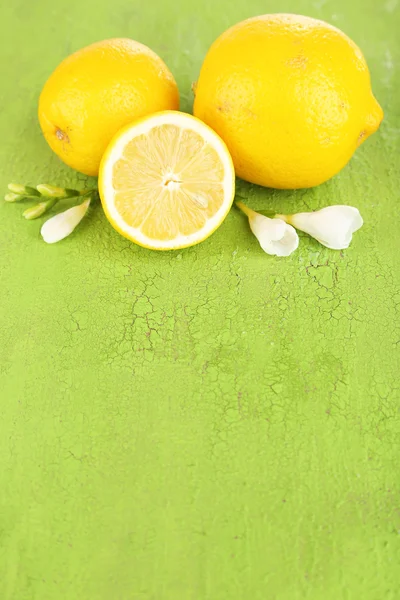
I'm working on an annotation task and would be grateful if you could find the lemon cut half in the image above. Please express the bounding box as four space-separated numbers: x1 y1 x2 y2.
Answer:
99 111 235 250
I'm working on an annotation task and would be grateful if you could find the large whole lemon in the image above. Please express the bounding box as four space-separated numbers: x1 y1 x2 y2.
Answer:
39 38 179 176
193 14 383 189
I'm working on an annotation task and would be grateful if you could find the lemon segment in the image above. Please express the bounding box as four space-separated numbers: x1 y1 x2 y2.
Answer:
98 111 235 250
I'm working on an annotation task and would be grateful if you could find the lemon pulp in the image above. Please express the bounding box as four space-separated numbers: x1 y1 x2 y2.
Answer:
99 111 235 250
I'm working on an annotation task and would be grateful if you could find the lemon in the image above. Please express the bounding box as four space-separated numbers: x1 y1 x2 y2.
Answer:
98 111 235 250
38 38 179 176
193 14 383 189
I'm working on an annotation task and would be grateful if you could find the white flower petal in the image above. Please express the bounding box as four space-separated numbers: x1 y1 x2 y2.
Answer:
289 205 363 250
41 198 91 244
249 214 299 257
270 223 300 256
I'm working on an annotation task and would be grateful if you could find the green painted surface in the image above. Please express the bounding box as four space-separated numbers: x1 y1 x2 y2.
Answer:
0 0 399 598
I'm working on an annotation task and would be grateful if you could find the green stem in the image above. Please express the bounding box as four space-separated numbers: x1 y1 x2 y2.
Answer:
236 198 279 220
22 191 96 220
5 181 98 223
235 200 257 218
79 189 97 199
6 193 51 203
23 198 59 220
8 184 41 197
36 184 79 198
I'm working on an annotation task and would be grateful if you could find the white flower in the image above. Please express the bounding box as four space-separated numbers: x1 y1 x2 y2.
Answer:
237 202 299 256
41 197 91 244
281 205 363 250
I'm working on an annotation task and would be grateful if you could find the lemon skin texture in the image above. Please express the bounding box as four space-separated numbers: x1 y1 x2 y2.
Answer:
193 14 383 189
39 38 179 176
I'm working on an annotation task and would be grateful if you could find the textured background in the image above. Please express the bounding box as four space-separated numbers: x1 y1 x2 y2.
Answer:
1 0 399 598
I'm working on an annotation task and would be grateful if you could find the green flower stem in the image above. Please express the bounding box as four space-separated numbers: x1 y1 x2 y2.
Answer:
5 181 98 233
8 184 41 197
23 198 59 220
5 193 46 203
22 190 96 220
36 184 81 198
5 181 97 203
77 189 97 199
5 192 25 202
236 199 278 219
236 200 257 218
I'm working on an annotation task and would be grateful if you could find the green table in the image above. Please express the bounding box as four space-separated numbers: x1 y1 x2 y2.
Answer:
1 1 399 598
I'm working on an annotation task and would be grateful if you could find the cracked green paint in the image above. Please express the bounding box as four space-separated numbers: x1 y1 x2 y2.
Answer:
0 0 399 599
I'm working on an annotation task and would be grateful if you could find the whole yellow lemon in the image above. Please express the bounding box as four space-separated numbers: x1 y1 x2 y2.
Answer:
39 38 179 176
193 14 383 189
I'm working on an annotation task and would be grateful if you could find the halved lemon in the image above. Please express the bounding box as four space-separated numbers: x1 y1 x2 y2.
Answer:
98 111 236 250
